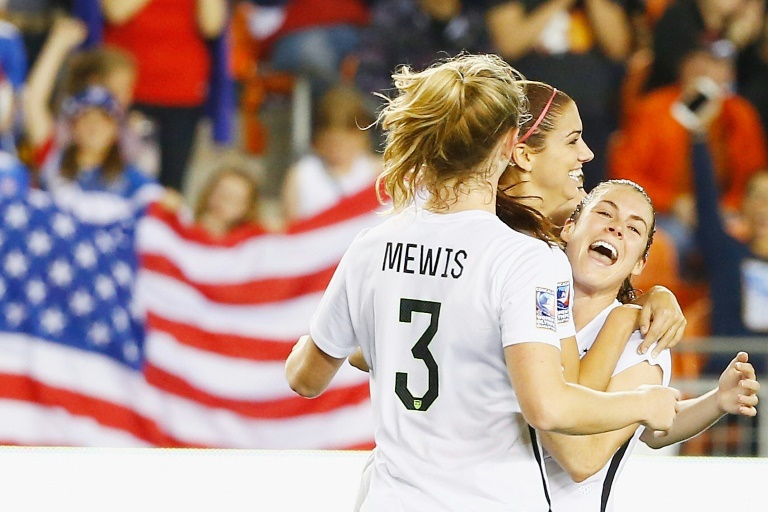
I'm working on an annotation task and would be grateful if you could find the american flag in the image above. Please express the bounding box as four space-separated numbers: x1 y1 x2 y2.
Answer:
0 186 379 448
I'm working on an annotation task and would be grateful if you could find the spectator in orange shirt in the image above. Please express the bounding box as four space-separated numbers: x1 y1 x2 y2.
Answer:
608 41 767 279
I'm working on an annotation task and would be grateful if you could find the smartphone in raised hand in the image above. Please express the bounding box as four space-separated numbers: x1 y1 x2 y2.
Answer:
671 76 722 131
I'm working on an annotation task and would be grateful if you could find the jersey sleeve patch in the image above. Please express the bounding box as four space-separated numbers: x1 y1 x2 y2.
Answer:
556 281 571 324
536 287 556 331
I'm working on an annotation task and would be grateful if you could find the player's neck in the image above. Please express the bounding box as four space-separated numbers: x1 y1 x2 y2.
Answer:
428 177 499 215
572 287 618 331
445 189 496 214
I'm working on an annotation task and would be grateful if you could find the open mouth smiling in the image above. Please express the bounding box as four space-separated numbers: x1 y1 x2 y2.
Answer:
588 240 618 265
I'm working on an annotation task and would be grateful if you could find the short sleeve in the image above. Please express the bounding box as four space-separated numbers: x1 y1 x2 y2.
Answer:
498 244 562 349
552 247 576 339
615 331 673 387
309 238 363 358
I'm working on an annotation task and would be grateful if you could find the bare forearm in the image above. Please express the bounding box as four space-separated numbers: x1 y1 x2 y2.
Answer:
196 0 228 39
23 38 69 145
542 362 665 479
24 37 68 106
487 0 574 61
584 0 631 60
23 17 88 146
641 391 722 448
540 424 637 481
507 343 674 435
285 335 346 398
280 168 301 223
546 383 651 434
101 0 153 25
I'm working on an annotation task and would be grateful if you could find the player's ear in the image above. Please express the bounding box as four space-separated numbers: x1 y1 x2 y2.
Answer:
631 255 647 277
560 218 575 243
511 142 534 172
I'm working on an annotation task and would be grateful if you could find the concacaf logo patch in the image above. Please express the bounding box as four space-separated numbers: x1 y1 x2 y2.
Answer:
536 287 556 331
557 281 571 324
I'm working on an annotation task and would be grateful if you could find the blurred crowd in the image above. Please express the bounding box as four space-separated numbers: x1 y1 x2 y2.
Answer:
0 0 767 453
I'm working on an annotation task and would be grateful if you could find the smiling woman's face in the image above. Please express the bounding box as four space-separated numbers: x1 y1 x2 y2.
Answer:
499 101 593 222
528 102 593 218
561 184 655 296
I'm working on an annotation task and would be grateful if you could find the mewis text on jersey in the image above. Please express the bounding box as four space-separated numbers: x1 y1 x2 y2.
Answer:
382 242 467 279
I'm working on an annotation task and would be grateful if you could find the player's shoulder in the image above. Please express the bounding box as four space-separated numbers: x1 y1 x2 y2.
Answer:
493 223 558 254
502 236 566 272
548 244 568 261
488 233 564 286
340 210 408 258
615 329 673 381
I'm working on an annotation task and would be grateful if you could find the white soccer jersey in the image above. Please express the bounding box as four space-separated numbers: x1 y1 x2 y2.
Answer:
310 206 567 512
545 300 672 512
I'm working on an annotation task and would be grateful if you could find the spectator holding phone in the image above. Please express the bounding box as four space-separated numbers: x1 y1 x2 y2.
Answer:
608 42 767 280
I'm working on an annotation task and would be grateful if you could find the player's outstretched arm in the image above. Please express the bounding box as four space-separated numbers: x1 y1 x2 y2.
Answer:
285 335 346 398
641 352 760 448
505 342 679 435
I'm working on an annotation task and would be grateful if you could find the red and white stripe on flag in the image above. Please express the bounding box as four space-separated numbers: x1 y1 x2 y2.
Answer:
135 187 382 448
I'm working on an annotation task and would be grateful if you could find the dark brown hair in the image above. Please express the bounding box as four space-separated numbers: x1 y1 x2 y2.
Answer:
496 192 561 245
495 81 574 244
514 82 574 156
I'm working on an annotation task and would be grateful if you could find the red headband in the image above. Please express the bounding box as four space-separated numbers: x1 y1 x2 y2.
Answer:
518 88 558 144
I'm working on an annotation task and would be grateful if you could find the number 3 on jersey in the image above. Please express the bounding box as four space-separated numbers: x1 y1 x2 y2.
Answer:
395 298 441 412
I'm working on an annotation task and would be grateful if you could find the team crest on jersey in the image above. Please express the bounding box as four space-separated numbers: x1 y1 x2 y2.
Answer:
557 281 571 324
536 287 556 331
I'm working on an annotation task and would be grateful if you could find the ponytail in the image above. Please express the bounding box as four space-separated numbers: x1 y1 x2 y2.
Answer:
496 190 561 245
